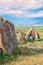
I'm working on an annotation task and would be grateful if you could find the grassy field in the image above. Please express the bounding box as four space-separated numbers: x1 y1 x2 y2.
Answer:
15 26 43 32
0 26 43 65
15 26 43 38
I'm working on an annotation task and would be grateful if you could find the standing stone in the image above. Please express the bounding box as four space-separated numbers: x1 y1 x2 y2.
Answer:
0 17 18 56
36 32 40 39
19 31 25 41
25 27 35 40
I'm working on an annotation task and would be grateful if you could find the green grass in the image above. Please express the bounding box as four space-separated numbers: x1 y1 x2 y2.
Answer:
0 26 43 65
0 38 43 65
0 47 22 65
15 26 43 33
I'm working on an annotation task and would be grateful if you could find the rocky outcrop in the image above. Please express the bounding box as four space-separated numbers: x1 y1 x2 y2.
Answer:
0 17 18 56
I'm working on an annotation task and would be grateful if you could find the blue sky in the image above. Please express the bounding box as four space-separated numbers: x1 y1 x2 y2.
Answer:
0 0 43 26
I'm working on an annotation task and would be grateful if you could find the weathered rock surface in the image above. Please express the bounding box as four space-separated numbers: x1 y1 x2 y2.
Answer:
0 17 18 56
25 27 35 40
36 32 40 39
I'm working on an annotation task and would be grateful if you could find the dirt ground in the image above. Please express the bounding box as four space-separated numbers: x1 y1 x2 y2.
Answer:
5 54 43 65
3 41 43 65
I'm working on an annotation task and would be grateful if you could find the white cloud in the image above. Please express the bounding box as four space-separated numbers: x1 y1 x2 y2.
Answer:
0 8 43 18
25 10 43 18
0 0 43 18
0 0 43 10
5 10 25 15
0 9 26 16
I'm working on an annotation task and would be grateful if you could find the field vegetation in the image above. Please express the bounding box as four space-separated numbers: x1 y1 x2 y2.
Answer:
0 26 43 65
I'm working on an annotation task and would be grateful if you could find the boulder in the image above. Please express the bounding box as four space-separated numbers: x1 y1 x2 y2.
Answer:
25 27 35 40
36 32 40 39
0 17 18 56
19 31 26 41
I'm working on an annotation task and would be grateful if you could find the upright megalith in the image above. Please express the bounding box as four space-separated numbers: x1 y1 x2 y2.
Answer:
25 27 35 40
0 17 18 56
36 32 40 40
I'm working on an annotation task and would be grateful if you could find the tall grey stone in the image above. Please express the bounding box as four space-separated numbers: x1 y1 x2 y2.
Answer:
0 17 18 56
